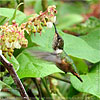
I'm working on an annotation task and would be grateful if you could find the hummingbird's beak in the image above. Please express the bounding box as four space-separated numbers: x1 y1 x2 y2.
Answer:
53 23 59 35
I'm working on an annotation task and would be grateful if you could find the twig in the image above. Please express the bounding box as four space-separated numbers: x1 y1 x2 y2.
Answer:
32 78 42 100
41 78 53 99
42 0 48 11
49 75 71 84
15 0 20 5
0 53 29 100
19 0 24 12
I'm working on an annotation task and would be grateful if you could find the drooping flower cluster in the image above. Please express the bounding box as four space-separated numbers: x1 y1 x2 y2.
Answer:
22 5 57 35
0 5 57 57
0 20 28 57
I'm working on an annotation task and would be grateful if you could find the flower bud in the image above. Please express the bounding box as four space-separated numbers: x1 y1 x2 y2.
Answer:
43 18 47 26
37 29 41 33
5 42 12 48
47 22 53 28
13 41 21 49
39 24 42 31
20 39 28 48
32 28 36 33
8 52 12 57
9 48 14 53
12 20 16 24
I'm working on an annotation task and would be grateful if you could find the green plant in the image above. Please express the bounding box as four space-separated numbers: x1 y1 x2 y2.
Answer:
0 0 100 100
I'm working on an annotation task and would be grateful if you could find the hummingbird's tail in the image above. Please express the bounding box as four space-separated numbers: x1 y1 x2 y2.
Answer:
71 70 83 82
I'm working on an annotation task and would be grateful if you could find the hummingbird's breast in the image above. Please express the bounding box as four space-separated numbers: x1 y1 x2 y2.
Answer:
56 59 71 73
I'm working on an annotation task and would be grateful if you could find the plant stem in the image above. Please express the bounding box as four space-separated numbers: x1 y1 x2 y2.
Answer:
41 78 53 99
15 0 20 5
49 75 71 84
42 0 48 11
0 54 29 100
19 0 24 12
32 78 42 100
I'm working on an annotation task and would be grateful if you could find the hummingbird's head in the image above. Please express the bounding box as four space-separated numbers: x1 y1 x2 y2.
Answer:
52 23 64 52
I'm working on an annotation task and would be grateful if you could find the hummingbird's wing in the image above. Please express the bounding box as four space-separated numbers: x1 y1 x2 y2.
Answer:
27 50 62 64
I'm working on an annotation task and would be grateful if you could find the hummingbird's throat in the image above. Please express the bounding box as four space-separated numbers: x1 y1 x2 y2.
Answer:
55 49 63 54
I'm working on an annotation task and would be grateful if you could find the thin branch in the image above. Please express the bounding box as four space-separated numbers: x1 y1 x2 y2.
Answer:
19 0 24 12
0 54 29 100
15 0 20 5
42 0 48 11
32 78 42 100
41 78 53 99
49 75 71 84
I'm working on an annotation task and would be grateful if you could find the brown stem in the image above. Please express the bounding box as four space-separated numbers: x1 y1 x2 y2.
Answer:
0 54 29 100
31 10 48 23
42 0 48 11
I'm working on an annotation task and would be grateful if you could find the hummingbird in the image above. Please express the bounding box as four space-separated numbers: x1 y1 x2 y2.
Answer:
28 23 83 82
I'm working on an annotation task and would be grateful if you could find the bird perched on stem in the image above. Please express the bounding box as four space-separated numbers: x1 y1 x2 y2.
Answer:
28 23 83 82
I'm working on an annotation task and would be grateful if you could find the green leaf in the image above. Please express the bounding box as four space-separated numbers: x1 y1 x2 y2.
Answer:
60 30 100 63
0 81 20 97
81 28 100 50
34 0 56 13
70 63 100 98
57 2 87 16
16 47 62 79
31 28 53 51
68 17 100 35
34 0 42 13
19 14 33 25
0 8 26 23
31 28 100 63
0 16 7 25
0 80 11 91
3 76 14 85
0 92 12 97
6 55 20 71
57 14 83 29
71 56 88 74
